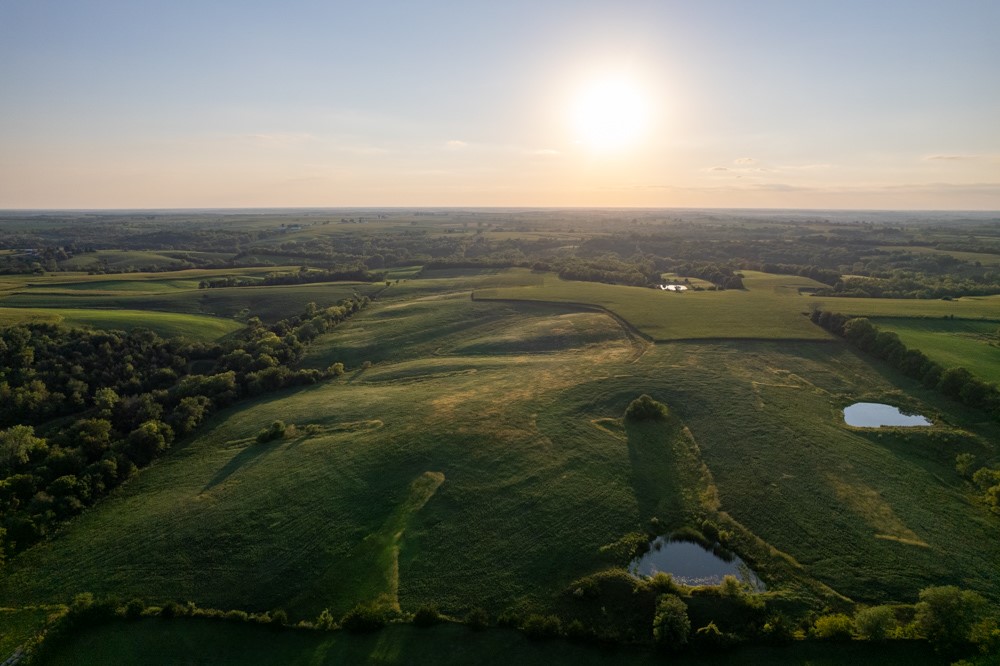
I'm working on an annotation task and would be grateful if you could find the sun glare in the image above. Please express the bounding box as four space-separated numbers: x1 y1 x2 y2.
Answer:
571 74 648 152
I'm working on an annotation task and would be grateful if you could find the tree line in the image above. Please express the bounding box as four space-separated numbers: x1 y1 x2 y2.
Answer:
0 298 367 561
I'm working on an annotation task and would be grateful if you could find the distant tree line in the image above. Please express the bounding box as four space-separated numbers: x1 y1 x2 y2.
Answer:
810 311 1000 418
0 298 366 561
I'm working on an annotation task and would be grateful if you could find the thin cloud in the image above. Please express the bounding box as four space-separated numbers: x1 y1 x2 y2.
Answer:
924 154 976 161
444 140 468 150
734 157 757 165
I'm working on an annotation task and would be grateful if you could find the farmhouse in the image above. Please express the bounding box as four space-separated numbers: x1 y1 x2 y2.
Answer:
659 284 688 291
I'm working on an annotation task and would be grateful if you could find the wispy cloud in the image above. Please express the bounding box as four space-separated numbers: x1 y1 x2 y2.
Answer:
924 154 977 161
733 157 757 165
444 140 468 150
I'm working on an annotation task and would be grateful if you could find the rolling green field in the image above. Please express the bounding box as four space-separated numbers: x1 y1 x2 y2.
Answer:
39 619 945 666
0 307 243 341
476 270 834 341
2 262 1000 663
3 293 998 633
872 318 1000 383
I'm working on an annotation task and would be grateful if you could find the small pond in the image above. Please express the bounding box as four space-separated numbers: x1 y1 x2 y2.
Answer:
843 402 932 428
628 537 765 591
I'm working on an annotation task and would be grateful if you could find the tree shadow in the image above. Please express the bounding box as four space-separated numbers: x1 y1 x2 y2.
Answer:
625 419 687 526
201 440 278 492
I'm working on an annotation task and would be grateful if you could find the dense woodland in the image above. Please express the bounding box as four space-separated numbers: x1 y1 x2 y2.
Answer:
0 298 366 561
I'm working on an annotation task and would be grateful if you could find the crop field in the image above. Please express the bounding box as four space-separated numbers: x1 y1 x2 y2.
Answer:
40 618 942 666
4 292 998 635
872 318 1000 383
0 307 242 340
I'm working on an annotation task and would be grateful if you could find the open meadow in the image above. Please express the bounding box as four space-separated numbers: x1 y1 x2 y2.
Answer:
3 214 1000 663
4 274 998 633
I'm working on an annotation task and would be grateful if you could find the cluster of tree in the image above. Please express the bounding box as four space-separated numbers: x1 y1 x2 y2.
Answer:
0 298 366 560
198 267 383 290
552 256 657 287
810 312 1000 420
815 272 1000 299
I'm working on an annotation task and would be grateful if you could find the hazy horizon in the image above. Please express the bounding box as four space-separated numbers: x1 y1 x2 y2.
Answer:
2 1 999 210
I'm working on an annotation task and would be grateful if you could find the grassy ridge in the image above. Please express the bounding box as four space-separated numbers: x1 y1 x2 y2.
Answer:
0 307 243 341
871 318 1000 384
39 619 943 666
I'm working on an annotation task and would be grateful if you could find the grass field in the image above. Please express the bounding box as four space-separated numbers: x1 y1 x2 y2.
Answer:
0 282 379 321
3 293 998 632
3 267 1000 662
38 618 944 666
476 270 835 341
0 307 243 341
872 318 1000 384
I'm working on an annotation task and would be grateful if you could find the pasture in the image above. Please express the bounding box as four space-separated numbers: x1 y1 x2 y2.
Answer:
3 292 998 632
475 270 834 341
872 318 1000 383
0 307 242 341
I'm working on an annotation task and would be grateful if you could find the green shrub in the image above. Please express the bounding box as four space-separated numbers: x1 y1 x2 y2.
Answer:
812 613 854 640
256 420 287 443
341 603 388 633
412 605 442 627
854 605 896 640
625 394 669 421
521 614 562 639
465 607 489 630
653 594 690 649
123 599 145 620
315 608 336 630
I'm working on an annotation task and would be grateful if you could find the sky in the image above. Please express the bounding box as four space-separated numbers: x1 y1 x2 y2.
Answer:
1 0 998 210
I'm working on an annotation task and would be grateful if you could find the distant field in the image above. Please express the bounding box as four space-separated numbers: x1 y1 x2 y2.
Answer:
0 307 242 341
0 281 378 321
59 250 196 270
872 318 1000 384
879 245 1000 266
40 618 943 666
809 294 1000 320
475 270 832 341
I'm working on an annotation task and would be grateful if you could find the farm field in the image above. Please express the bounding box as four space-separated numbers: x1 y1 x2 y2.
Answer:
40 618 944 666
0 306 243 340
872 318 1000 384
476 270 834 341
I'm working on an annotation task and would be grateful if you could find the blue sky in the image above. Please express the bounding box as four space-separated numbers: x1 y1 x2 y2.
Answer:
1 0 998 208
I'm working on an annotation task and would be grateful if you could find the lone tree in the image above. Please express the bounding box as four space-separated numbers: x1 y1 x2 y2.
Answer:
625 394 669 421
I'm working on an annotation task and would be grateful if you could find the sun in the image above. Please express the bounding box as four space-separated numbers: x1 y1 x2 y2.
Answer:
571 74 649 152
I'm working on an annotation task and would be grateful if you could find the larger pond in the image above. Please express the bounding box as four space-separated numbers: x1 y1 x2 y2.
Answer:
628 537 765 590
843 402 932 428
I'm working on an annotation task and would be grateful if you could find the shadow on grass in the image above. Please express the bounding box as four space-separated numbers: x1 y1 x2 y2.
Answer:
625 419 687 526
202 440 280 492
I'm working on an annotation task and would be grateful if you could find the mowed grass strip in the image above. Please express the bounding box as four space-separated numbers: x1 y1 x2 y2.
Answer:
476 270 832 341
872 318 1000 383
0 307 242 341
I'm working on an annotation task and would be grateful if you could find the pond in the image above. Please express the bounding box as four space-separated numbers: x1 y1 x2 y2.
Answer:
628 537 765 590
843 402 932 428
